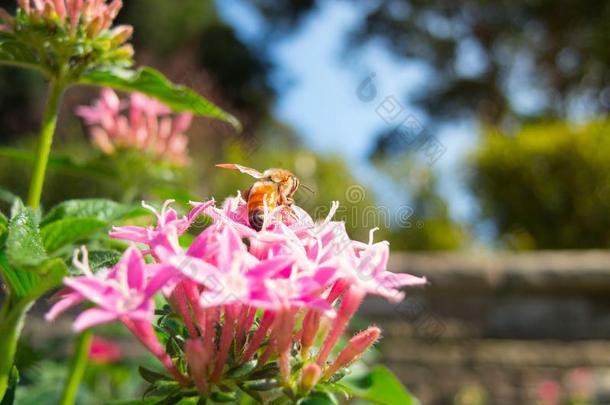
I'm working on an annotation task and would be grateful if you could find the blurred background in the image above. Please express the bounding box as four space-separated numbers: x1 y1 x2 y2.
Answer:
0 0 609 404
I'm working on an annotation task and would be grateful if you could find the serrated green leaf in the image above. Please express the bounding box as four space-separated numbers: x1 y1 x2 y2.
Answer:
68 249 121 275
41 199 145 226
78 67 241 130
342 366 416 405
40 217 108 253
6 200 47 269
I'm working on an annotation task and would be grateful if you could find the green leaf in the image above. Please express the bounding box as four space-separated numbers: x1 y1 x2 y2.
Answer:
297 392 338 405
0 211 8 248
342 366 417 405
210 391 237 403
104 397 163 405
40 217 108 253
6 200 47 269
21 258 68 303
69 249 121 275
0 366 18 405
0 34 44 73
0 254 66 300
0 186 18 205
78 67 241 130
41 199 145 226
138 366 171 384
0 252 35 298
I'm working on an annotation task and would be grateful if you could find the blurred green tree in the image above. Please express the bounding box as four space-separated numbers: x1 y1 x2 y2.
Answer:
373 158 465 251
470 120 610 249
253 0 610 126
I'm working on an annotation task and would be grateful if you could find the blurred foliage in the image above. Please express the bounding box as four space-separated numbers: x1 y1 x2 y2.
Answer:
12 333 153 405
253 0 610 126
0 136 194 212
373 158 465 251
470 120 610 249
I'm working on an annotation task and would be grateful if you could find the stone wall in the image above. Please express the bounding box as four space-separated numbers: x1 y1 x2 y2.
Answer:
359 251 610 404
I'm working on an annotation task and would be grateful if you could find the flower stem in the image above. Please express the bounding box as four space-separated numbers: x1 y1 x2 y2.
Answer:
27 79 65 209
60 330 93 405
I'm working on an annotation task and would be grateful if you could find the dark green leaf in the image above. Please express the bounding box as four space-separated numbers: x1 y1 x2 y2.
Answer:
242 379 279 392
78 67 241 130
343 366 416 405
68 249 121 275
0 366 19 405
40 217 108 253
225 360 257 379
297 391 338 405
42 199 145 226
210 392 236 403
6 199 47 269
138 366 171 384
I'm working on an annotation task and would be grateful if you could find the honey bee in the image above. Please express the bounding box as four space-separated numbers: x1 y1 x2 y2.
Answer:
216 163 309 231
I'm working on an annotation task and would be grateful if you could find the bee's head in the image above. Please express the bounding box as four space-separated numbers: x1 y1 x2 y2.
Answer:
264 169 300 194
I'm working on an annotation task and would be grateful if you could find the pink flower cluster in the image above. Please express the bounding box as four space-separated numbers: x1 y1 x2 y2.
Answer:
47 196 426 394
1 0 132 46
76 89 193 166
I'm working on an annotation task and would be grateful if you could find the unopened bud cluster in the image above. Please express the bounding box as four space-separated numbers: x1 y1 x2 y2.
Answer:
0 0 133 78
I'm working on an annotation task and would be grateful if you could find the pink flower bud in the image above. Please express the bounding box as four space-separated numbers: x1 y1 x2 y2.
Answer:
18 0 31 15
274 308 297 386
186 338 211 396
300 310 321 358
53 0 66 20
109 24 132 46
111 43 134 59
0 8 14 25
300 363 322 393
323 327 381 380
211 306 237 383
86 15 103 37
316 286 365 366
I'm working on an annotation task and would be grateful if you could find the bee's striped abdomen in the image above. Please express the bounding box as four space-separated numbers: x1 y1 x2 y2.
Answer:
247 182 278 231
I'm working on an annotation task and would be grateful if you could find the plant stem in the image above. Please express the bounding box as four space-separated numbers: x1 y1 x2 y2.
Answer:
60 330 93 405
27 79 65 209
0 301 33 401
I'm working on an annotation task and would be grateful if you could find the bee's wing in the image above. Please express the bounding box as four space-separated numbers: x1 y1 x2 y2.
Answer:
216 163 264 179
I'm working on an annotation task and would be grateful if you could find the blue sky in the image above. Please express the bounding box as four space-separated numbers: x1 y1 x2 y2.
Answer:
217 0 479 224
